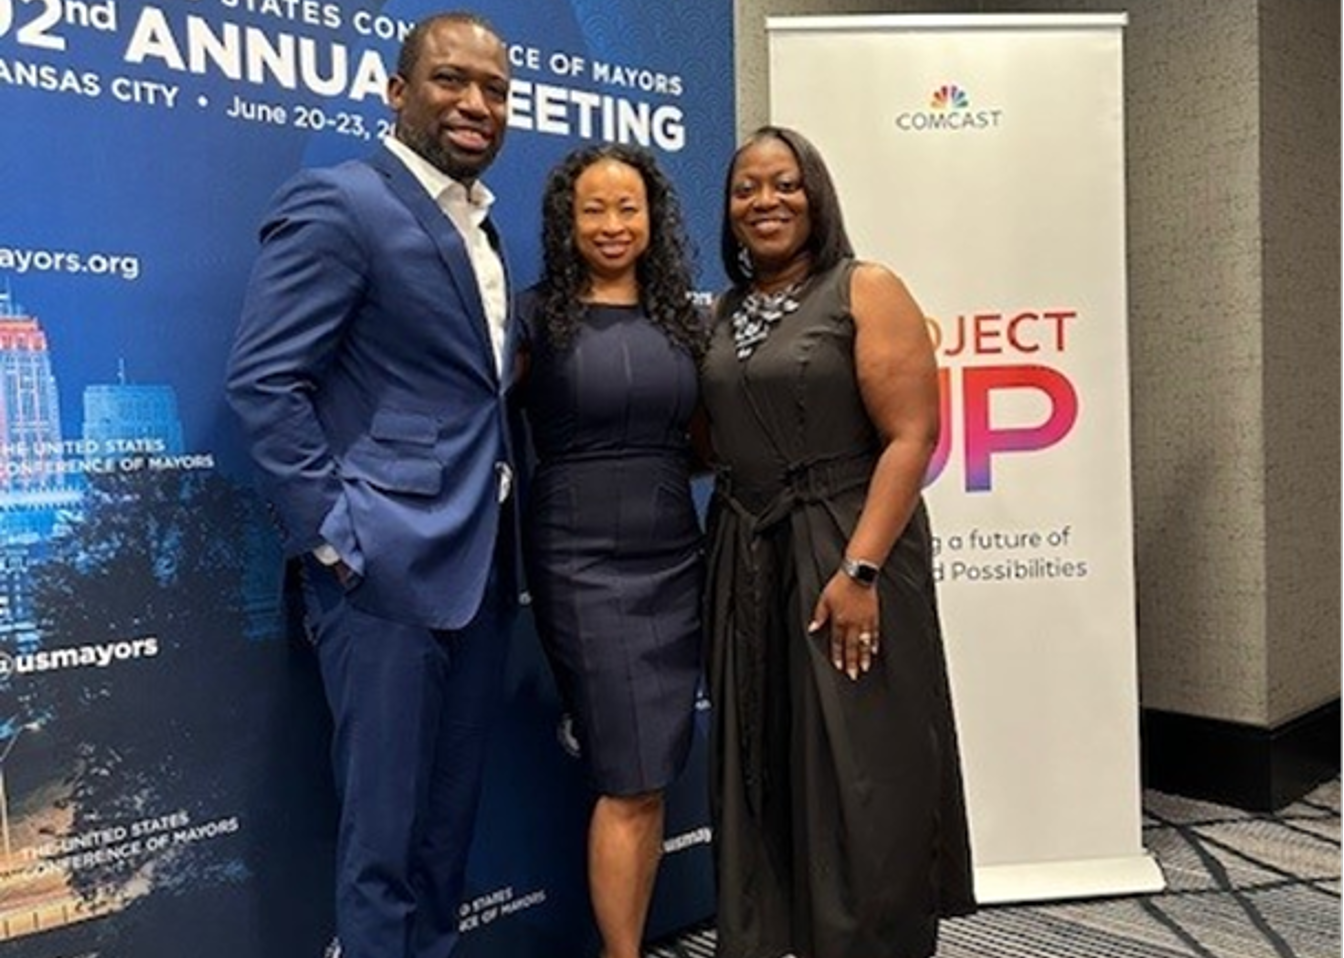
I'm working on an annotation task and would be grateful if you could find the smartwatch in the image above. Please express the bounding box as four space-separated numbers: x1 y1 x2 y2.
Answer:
840 556 880 587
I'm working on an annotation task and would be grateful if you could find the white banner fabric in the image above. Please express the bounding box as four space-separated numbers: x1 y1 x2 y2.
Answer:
767 13 1163 904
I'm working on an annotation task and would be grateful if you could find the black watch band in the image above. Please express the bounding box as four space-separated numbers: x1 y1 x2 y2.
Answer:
840 556 880 587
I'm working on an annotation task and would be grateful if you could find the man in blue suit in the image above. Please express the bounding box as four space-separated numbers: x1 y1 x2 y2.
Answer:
226 12 518 958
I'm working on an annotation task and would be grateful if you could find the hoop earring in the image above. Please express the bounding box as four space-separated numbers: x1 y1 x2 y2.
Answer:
737 245 755 279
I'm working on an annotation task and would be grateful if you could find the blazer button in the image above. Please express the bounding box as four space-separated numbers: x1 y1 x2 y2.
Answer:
496 461 513 503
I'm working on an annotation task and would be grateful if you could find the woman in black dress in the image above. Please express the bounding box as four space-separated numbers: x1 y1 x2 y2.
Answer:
520 144 706 958
699 126 976 958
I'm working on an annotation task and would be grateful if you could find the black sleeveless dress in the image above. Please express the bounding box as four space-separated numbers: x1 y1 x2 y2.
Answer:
521 296 703 797
700 260 975 958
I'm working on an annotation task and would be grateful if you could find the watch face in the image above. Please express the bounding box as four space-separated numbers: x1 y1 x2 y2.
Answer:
844 558 879 586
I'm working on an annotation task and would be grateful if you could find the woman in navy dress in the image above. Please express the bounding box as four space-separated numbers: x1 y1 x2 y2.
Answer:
520 144 706 958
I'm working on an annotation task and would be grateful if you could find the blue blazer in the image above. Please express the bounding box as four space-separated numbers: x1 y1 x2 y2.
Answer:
227 146 520 630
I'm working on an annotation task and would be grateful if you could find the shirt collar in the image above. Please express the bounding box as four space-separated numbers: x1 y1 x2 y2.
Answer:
382 134 495 215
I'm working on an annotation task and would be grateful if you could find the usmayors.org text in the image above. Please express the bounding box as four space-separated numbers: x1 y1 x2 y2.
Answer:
0 245 141 281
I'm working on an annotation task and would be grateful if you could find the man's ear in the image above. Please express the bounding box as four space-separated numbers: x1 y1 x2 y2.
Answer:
386 75 406 112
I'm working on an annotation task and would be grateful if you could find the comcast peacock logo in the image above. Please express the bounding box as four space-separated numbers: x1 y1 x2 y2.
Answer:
896 82 1003 132
930 83 970 110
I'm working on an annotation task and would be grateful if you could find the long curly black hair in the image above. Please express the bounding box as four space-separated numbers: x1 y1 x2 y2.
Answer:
534 143 705 359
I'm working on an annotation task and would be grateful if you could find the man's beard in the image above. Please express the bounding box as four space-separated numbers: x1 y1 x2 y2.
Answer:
397 123 497 183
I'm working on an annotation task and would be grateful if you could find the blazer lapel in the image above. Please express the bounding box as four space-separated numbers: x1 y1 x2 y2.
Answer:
483 218 519 391
369 148 496 375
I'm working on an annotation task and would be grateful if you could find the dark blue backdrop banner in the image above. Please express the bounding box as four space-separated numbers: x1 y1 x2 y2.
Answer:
0 2 732 954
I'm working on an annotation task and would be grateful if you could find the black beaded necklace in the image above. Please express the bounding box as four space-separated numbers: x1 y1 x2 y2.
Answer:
729 280 806 360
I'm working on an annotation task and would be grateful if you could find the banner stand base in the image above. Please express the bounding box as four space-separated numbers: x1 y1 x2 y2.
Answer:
973 853 1165 905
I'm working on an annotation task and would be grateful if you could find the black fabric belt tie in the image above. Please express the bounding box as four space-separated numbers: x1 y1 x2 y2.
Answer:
710 449 875 815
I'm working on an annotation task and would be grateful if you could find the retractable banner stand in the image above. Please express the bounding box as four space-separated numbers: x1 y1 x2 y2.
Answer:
0 2 731 955
769 14 1163 903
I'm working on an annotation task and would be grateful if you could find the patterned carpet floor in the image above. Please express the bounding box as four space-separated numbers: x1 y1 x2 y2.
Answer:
650 778 1341 958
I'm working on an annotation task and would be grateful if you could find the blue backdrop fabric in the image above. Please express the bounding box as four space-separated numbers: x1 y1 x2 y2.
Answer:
0 2 732 954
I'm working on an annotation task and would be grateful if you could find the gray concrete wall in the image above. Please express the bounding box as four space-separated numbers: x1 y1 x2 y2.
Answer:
1258 0 1341 724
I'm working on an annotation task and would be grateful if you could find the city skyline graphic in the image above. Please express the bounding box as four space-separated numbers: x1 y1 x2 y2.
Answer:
0 279 262 945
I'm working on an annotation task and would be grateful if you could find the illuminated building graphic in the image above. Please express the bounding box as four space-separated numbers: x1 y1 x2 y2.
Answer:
83 362 186 457
0 291 65 496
